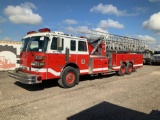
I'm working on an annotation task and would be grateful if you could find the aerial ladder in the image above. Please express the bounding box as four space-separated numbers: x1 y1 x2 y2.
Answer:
82 30 146 69
85 30 146 54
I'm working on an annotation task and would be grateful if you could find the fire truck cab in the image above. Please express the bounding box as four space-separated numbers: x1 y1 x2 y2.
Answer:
8 28 143 88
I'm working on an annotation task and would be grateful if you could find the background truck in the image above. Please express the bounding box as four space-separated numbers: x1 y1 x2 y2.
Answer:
151 51 160 65
8 28 145 88
143 48 154 65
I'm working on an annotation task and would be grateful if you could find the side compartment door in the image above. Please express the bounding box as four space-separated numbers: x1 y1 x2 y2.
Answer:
92 57 108 74
101 58 108 72
93 58 103 73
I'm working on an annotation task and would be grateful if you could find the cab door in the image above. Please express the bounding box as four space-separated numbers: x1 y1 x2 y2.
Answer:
69 40 77 63
47 36 65 79
76 40 90 74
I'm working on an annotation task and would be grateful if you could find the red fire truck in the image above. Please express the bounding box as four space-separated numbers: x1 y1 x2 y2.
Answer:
8 28 144 88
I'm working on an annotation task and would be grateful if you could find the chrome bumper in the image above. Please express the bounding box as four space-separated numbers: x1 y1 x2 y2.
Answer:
8 71 42 84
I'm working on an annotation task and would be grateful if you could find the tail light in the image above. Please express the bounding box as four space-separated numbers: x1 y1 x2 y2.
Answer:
31 61 45 67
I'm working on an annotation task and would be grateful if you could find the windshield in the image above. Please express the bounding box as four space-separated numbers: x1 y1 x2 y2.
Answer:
21 36 49 52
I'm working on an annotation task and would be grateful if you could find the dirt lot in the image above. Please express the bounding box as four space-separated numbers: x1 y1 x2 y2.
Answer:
0 65 160 120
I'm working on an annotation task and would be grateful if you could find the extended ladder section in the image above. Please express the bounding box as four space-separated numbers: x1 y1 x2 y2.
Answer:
106 34 146 52
86 30 146 53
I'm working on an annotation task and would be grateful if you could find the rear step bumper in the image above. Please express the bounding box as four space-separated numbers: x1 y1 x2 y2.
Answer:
8 71 42 84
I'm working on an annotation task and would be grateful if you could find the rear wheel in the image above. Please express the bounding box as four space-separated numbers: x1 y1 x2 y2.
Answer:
117 63 126 76
58 66 79 88
126 63 133 75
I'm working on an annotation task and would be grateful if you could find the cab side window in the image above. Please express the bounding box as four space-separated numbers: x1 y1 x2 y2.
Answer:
71 40 76 51
51 37 64 50
51 37 57 50
78 41 87 51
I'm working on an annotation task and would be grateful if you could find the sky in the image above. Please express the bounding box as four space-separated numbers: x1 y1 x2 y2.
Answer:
0 0 160 50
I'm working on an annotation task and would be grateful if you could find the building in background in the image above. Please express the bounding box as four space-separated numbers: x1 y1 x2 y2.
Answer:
0 41 21 71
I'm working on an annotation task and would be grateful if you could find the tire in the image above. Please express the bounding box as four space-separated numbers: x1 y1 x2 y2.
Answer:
58 66 79 88
126 63 133 75
117 63 126 76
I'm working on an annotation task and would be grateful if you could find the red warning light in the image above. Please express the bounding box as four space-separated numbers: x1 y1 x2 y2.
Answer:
27 31 37 35
39 28 50 32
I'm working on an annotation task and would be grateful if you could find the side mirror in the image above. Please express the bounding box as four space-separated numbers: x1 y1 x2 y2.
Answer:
57 37 63 50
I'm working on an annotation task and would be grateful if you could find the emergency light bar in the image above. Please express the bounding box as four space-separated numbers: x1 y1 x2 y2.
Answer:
39 28 50 32
27 31 37 35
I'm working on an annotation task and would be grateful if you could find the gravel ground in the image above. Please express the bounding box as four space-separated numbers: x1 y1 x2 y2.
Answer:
0 65 160 120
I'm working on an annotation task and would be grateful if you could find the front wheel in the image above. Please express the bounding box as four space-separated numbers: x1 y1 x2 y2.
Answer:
58 66 79 88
